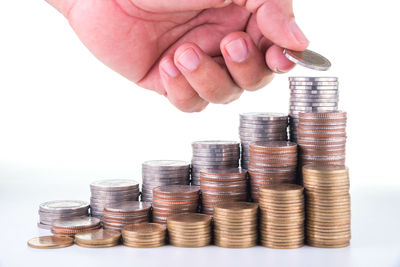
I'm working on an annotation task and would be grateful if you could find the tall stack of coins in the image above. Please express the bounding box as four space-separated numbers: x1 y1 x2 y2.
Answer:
191 141 240 186
152 185 200 224
167 213 212 247
74 229 121 248
90 179 140 219
141 160 190 202
259 184 305 249
38 200 89 229
289 77 339 142
239 113 288 169
248 141 298 201
303 164 351 248
213 202 258 248
200 168 248 215
297 111 347 167
122 223 167 248
51 217 101 236
102 201 151 230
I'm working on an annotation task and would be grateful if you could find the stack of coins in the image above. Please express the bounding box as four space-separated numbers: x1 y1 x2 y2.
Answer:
51 216 101 236
122 223 166 248
288 77 339 142
27 236 74 249
102 201 151 230
74 229 121 248
191 141 240 186
213 202 258 248
141 160 190 202
167 213 212 247
200 168 248 215
297 111 347 167
152 185 200 224
38 200 89 229
239 112 288 169
259 184 305 249
303 164 351 248
248 141 298 201
90 179 140 218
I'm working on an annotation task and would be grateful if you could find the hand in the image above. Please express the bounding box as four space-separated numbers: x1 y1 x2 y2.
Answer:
46 0 308 112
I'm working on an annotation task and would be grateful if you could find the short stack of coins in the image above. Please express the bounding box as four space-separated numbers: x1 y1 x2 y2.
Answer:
289 77 339 142
200 168 248 215
239 113 288 169
90 179 140 219
248 141 298 201
102 201 151 230
259 184 305 249
167 213 212 247
302 164 351 248
122 223 166 248
38 200 89 229
191 141 240 186
297 111 347 167
141 160 190 202
74 229 121 248
213 202 258 248
51 217 101 236
152 185 200 224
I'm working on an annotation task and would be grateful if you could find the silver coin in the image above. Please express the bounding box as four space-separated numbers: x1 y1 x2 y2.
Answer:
289 85 338 90
290 90 338 96
290 102 338 107
90 179 140 191
192 140 239 148
39 200 89 213
290 81 338 86
104 201 151 213
290 106 337 111
283 49 331 71
289 77 338 82
52 216 101 228
239 112 288 121
142 160 190 169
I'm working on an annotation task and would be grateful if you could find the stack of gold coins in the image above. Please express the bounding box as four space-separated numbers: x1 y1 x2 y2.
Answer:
248 141 298 201
51 217 101 236
152 185 200 224
302 164 351 248
27 236 74 249
74 229 121 248
259 184 305 249
122 223 166 248
200 168 248 215
102 201 151 230
213 202 258 248
167 213 212 247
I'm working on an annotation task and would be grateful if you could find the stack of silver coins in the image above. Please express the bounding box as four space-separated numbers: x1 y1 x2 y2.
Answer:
289 77 339 142
239 112 288 169
38 200 89 229
90 179 140 219
141 160 190 202
191 141 240 186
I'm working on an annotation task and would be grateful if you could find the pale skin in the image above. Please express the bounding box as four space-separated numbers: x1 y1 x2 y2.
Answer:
46 0 308 112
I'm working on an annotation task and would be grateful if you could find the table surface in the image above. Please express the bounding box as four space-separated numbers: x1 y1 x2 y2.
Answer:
1 182 399 267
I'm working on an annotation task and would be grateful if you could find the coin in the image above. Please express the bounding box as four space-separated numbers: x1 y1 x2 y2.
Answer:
27 236 74 249
283 49 331 71
75 229 121 248
122 223 166 248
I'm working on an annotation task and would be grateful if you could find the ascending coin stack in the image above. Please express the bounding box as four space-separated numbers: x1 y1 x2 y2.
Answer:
38 200 89 230
122 223 167 248
303 164 351 248
90 179 140 219
297 111 347 167
141 160 190 202
289 77 339 142
167 213 212 247
259 184 305 249
248 141 298 201
191 141 240 186
51 217 101 236
213 202 258 248
102 201 151 230
152 185 200 224
200 168 248 215
74 229 121 248
239 112 288 169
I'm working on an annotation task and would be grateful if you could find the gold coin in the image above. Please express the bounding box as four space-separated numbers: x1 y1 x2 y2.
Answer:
307 240 350 248
74 229 121 246
27 236 74 249
75 241 119 248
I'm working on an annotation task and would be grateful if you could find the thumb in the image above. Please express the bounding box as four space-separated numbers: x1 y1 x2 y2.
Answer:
235 0 309 51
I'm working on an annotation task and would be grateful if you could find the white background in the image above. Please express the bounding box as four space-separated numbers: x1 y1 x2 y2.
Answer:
0 1 400 267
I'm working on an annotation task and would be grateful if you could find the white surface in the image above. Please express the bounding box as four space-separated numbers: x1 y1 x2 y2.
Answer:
0 182 399 267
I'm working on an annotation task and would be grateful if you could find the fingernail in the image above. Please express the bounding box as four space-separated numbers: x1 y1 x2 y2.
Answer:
177 48 200 71
160 58 180 77
225 38 248 63
289 18 309 45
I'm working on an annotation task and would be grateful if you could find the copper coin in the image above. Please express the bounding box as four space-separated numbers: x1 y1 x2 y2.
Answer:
27 236 74 249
